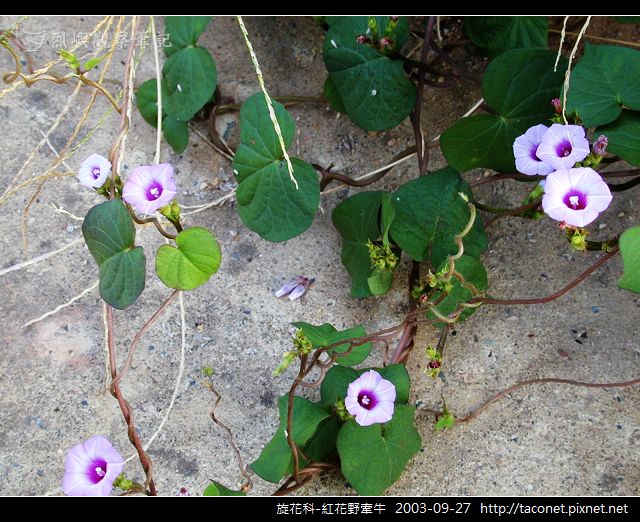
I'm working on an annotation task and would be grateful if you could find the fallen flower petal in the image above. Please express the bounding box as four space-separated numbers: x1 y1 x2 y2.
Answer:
275 276 315 301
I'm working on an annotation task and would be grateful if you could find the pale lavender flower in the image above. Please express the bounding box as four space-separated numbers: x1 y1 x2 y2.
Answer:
536 124 590 170
275 276 315 301
77 154 111 188
122 163 177 215
542 168 613 227
345 370 396 427
62 435 124 496
512 124 555 176
593 135 608 156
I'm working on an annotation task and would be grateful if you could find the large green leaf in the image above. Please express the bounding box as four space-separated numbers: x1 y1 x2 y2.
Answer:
566 44 640 127
163 117 189 154
427 255 488 325
304 416 341 463
233 93 320 242
441 49 566 172
389 167 487 267
465 16 548 58
136 79 166 127
164 16 212 57
292 322 372 366
155 227 221 291
323 17 415 131
163 46 217 122
82 200 145 309
618 226 640 293
598 111 640 166
251 396 330 483
332 191 383 298
337 404 421 495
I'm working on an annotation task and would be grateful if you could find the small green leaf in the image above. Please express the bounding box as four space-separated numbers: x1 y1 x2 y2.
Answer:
465 16 548 58
233 93 319 242
165 16 212 56
367 268 393 295
566 44 640 127
163 46 217 121
292 322 372 367
203 481 245 496
332 191 384 297
441 49 566 172
435 411 455 431
136 79 167 127
598 111 640 166
618 226 640 293
99 247 146 310
155 227 221 291
59 49 80 70
323 17 415 131
389 167 487 267
163 117 189 153
337 404 421 495
427 255 488 325
84 53 108 71
251 396 330 483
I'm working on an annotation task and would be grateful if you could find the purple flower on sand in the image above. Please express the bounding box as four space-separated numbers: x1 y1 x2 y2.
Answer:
513 125 555 176
345 370 396 427
122 163 177 215
542 168 613 227
77 154 111 188
536 124 590 170
275 276 315 301
62 436 124 496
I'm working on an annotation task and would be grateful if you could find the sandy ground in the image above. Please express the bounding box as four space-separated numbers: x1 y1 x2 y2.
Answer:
0 16 638 496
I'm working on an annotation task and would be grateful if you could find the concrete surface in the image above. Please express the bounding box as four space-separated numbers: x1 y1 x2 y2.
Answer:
0 16 638 496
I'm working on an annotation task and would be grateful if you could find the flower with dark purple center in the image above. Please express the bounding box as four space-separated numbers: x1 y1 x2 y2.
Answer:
536 124 590 170
593 135 608 157
62 435 124 496
542 167 613 227
77 154 111 188
122 163 177 215
512 124 555 176
344 370 396 426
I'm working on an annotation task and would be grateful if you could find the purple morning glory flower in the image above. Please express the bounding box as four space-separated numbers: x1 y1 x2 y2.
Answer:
345 370 396 427
275 276 315 301
77 154 111 188
536 124 590 170
542 168 613 227
62 435 124 496
513 125 555 176
122 163 177 215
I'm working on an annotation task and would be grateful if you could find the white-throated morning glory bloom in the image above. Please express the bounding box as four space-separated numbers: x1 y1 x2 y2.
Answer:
122 163 177 215
77 153 111 188
512 124 555 176
345 370 396 427
542 168 613 227
536 124 590 170
62 435 124 496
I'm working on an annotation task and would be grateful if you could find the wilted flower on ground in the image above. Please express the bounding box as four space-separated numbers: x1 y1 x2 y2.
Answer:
122 163 177 215
592 135 608 157
77 154 111 188
536 124 590 170
512 124 555 176
542 167 613 227
62 435 124 496
345 370 396 427
275 276 315 301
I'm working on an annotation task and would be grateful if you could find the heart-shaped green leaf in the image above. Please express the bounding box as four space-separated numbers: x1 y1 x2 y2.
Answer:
441 49 566 172
203 481 245 496
337 404 421 495
389 167 487 267
292 322 372 366
465 16 548 58
251 396 330 483
233 93 320 242
164 16 212 57
323 17 415 131
82 200 146 309
566 44 640 127
155 227 221 291
137 79 166 127
332 191 384 297
598 111 640 166
367 268 394 296
618 226 640 294
163 116 189 153
163 46 217 122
